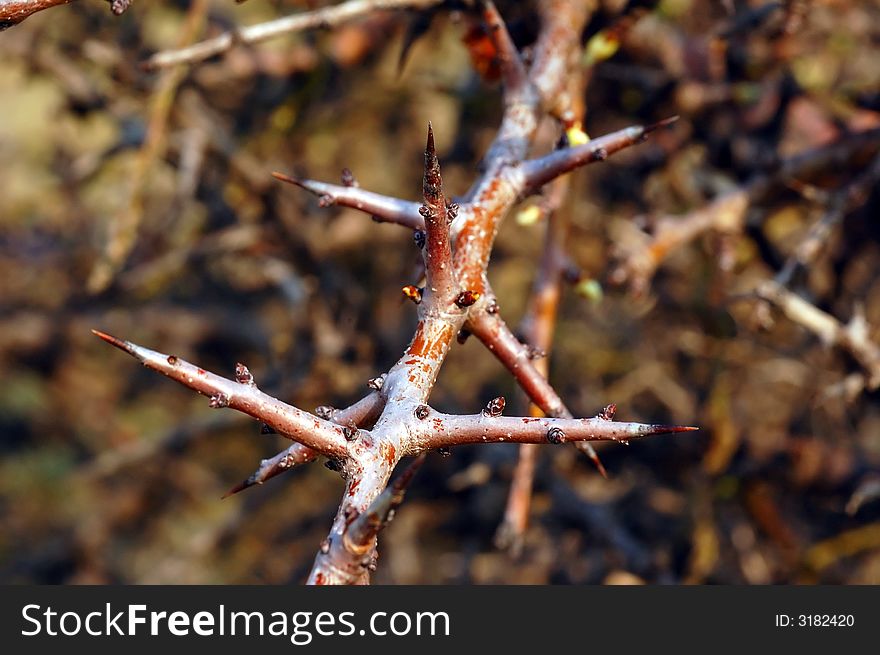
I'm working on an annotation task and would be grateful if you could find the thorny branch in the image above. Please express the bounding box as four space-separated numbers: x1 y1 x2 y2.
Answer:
520 116 680 195
224 391 385 498
270 172 425 231
414 412 697 450
95 0 693 584
91 330 351 458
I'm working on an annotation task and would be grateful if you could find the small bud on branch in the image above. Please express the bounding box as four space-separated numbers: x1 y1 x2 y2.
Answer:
483 396 506 417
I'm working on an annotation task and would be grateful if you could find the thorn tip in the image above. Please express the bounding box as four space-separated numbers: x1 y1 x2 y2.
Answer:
650 424 699 434
426 122 435 154
644 115 680 134
589 451 609 479
271 171 303 186
91 329 134 355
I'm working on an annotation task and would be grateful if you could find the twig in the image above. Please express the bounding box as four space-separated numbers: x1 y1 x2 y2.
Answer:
96 0 697 586
224 391 385 497
479 1 528 101
453 0 590 274
454 118 673 294
412 409 696 450
520 116 680 194
272 172 425 230
91 330 351 457
144 0 445 70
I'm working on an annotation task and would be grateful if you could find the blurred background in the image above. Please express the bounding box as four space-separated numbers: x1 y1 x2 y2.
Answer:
1 0 879 584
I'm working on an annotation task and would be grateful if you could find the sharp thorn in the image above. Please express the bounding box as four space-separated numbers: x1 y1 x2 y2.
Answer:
222 472 261 499
643 115 680 134
221 483 246 499
575 441 608 478
271 171 303 187
650 424 699 434
91 329 136 356
589 450 609 479
426 121 435 155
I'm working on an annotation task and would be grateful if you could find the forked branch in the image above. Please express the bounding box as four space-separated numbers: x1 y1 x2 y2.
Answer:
224 391 385 497
94 0 698 585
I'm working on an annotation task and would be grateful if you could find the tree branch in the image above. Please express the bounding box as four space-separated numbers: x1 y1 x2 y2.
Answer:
90 0 700 586
272 171 425 230
520 116 679 194
479 1 528 101
412 409 696 451
452 0 592 289
91 330 351 458
341 454 425 557
467 305 607 477
224 390 385 497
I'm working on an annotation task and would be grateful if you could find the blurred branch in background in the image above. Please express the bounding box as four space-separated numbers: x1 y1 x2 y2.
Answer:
144 0 445 70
